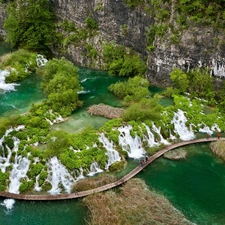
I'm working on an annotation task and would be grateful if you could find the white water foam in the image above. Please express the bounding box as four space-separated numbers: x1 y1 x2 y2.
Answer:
152 123 170 145
143 124 158 147
118 125 145 159
171 109 195 141
0 69 19 92
87 162 103 176
36 54 48 67
47 157 75 195
98 133 121 169
1 199 15 211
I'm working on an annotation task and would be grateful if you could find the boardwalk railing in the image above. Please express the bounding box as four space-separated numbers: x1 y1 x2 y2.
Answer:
0 137 223 201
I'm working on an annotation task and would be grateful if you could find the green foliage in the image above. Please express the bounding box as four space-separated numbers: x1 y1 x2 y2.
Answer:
70 127 99 150
109 76 150 104
122 98 163 122
28 163 44 178
103 43 147 77
19 179 34 193
0 171 9 191
176 0 225 27
169 68 189 94
2 135 14 149
109 161 125 172
4 0 57 54
124 0 145 8
45 131 71 158
41 57 82 116
85 17 98 30
169 68 215 104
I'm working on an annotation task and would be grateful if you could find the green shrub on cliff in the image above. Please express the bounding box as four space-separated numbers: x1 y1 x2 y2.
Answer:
4 0 57 54
103 43 147 77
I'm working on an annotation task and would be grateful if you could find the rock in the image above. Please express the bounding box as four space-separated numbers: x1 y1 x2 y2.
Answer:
87 104 124 119
164 149 187 160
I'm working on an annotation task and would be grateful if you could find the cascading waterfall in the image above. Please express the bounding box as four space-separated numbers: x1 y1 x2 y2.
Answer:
0 69 19 92
47 157 75 195
98 133 121 169
198 123 213 135
34 174 42 192
36 54 48 67
87 162 103 176
118 125 145 159
8 137 30 194
171 109 195 141
143 123 160 147
151 123 170 145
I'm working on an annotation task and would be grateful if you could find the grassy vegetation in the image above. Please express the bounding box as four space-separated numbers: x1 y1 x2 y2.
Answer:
83 178 194 225
71 174 117 192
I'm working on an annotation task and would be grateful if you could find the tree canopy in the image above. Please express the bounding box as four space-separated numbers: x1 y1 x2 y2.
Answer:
4 0 57 54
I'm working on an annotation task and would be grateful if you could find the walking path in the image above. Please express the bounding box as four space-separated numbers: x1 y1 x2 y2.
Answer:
0 137 223 201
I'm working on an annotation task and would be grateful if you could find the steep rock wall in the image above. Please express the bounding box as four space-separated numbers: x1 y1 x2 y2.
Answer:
53 0 152 69
1 1 225 86
0 4 6 37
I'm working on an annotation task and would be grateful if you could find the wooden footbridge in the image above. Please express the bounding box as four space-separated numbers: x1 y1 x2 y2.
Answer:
0 137 223 201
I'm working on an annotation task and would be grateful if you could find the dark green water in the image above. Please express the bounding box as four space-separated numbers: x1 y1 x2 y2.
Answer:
0 199 87 225
138 143 225 225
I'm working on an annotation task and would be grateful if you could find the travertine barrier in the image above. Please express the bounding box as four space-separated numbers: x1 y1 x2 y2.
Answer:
0 137 222 201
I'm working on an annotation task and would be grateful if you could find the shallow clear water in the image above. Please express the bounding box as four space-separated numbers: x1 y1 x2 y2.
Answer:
0 74 46 117
137 143 225 225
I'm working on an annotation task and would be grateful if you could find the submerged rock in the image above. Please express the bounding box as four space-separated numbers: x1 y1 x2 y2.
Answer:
210 140 225 161
87 103 124 119
164 149 187 160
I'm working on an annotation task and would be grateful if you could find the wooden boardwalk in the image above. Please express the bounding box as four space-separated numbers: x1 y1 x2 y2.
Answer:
0 137 223 201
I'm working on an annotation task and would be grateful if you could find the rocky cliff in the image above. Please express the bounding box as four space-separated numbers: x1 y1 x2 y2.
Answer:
0 3 6 38
1 0 225 86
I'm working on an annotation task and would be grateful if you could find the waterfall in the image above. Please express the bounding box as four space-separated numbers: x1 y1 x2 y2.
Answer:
47 157 75 195
118 125 145 159
171 109 195 141
0 69 19 92
36 54 48 67
143 123 159 147
152 123 170 145
34 174 42 192
98 133 121 169
87 162 103 176
8 156 30 194
198 123 213 135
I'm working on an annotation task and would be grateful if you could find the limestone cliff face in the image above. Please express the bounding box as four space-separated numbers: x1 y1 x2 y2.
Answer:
0 4 6 37
53 0 225 86
53 0 152 71
149 27 225 85
1 1 225 86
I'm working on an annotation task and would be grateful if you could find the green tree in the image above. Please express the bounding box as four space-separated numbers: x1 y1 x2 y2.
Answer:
41 57 82 116
4 0 57 54
169 68 189 93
